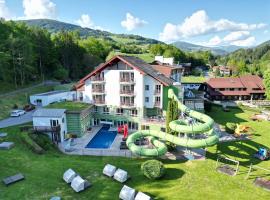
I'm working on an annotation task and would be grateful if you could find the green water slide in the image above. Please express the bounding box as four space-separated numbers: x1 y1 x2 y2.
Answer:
126 88 219 156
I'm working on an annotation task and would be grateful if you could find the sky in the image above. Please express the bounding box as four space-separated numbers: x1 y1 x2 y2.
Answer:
1 0 270 47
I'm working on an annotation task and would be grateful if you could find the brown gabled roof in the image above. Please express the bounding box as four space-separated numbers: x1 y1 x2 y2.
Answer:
74 55 174 89
206 75 265 96
151 65 179 78
207 77 244 89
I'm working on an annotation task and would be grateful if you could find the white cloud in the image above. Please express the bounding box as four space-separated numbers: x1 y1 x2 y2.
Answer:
22 0 57 19
202 32 255 47
121 13 147 31
75 14 108 31
205 36 222 46
231 36 256 46
159 10 267 42
0 0 13 19
76 14 94 28
223 31 250 42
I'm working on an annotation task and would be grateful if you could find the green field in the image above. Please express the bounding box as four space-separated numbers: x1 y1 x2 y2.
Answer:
0 85 54 120
0 105 270 200
107 51 154 63
46 101 92 111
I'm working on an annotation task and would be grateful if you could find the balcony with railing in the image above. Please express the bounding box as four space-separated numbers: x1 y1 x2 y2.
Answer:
154 101 161 107
93 99 106 105
91 76 105 83
120 101 136 108
119 77 135 84
92 88 105 94
120 89 135 96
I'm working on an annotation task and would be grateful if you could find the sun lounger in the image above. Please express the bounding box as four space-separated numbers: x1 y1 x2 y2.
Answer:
0 142 14 150
71 175 91 192
114 168 128 183
2 173 24 186
103 164 117 177
119 185 136 200
50 196 61 200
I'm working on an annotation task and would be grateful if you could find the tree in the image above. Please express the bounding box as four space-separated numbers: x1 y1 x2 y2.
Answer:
166 98 178 134
263 69 270 100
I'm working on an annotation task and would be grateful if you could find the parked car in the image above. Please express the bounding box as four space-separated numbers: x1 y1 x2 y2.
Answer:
23 104 35 112
10 110 26 117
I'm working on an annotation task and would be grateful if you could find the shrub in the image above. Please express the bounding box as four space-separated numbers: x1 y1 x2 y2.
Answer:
204 101 212 112
225 122 237 134
141 160 165 180
13 104 18 109
30 133 52 151
21 132 44 154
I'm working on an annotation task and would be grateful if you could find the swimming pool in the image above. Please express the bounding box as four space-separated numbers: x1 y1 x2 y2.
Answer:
85 125 117 149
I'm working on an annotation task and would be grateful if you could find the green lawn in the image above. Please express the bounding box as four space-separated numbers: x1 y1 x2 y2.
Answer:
0 85 54 120
181 76 207 83
107 51 154 63
46 101 92 111
0 106 270 199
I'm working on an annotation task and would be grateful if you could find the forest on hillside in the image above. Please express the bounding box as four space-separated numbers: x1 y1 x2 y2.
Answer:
0 19 269 92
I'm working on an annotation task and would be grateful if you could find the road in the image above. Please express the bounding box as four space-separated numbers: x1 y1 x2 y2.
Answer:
0 110 35 129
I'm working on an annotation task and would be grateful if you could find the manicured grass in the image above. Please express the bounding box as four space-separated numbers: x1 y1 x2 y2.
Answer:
181 76 207 83
46 101 92 112
107 51 154 63
0 106 270 199
0 85 54 120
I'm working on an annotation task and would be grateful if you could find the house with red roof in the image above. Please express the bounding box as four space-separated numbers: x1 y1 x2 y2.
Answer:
205 75 265 101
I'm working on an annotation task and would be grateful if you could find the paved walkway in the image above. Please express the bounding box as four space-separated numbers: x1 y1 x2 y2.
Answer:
0 110 35 129
59 126 133 157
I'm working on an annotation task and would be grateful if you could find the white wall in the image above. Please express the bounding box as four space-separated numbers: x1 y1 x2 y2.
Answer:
33 114 67 142
30 91 76 106
104 69 121 106
84 79 93 103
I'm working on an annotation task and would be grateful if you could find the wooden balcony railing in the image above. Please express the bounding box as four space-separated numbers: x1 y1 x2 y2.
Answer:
154 90 161 95
120 90 135 95
154 101 161 107
92 88 105 93
120 102 135 107
91 77 104 82
120 77 135 83
93 100 106 105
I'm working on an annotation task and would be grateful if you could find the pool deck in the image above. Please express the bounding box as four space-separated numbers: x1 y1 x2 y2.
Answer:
58 126 134 157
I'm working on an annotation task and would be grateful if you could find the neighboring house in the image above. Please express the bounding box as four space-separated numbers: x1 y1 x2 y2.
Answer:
212 66 232 76
183 90 204 111
30 90 76 107
205 75 265 101
74 55 182 131
32 109 67 142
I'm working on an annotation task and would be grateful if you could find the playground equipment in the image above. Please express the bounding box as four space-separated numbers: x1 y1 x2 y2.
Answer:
246 164 270 191
118 124 129 139
234 124 252 137
254 148 270 161
126 88 219 156
216 155 239 176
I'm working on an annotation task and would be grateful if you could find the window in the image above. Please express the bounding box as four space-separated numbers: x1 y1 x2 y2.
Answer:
62 118 65 123
50 120 59 127
145 97 149 103
131 109 138 116
103 106 109 114
155 96 161 102
145 85 149 91
116 108 124 115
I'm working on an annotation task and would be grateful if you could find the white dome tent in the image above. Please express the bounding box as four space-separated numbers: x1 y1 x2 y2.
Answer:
135 192 151 200
71 175 91 193
103 164 117 177
63 169 76 183
114 168 128 183
119 185 136 200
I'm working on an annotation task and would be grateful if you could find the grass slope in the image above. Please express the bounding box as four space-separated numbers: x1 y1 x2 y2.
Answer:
46 101 92 112
0 106 270 199
0 85 54 120
181 76 207 83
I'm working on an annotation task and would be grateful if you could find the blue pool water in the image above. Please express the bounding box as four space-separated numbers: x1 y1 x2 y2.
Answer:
85 125 117 149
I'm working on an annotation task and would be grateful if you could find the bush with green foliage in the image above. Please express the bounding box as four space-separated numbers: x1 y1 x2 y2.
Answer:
30 133 52 151
141 160 165 180
204 101 212 112
21 132 44 154
225 122 237 134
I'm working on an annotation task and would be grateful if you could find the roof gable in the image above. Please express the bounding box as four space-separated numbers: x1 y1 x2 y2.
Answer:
75 55 174 89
